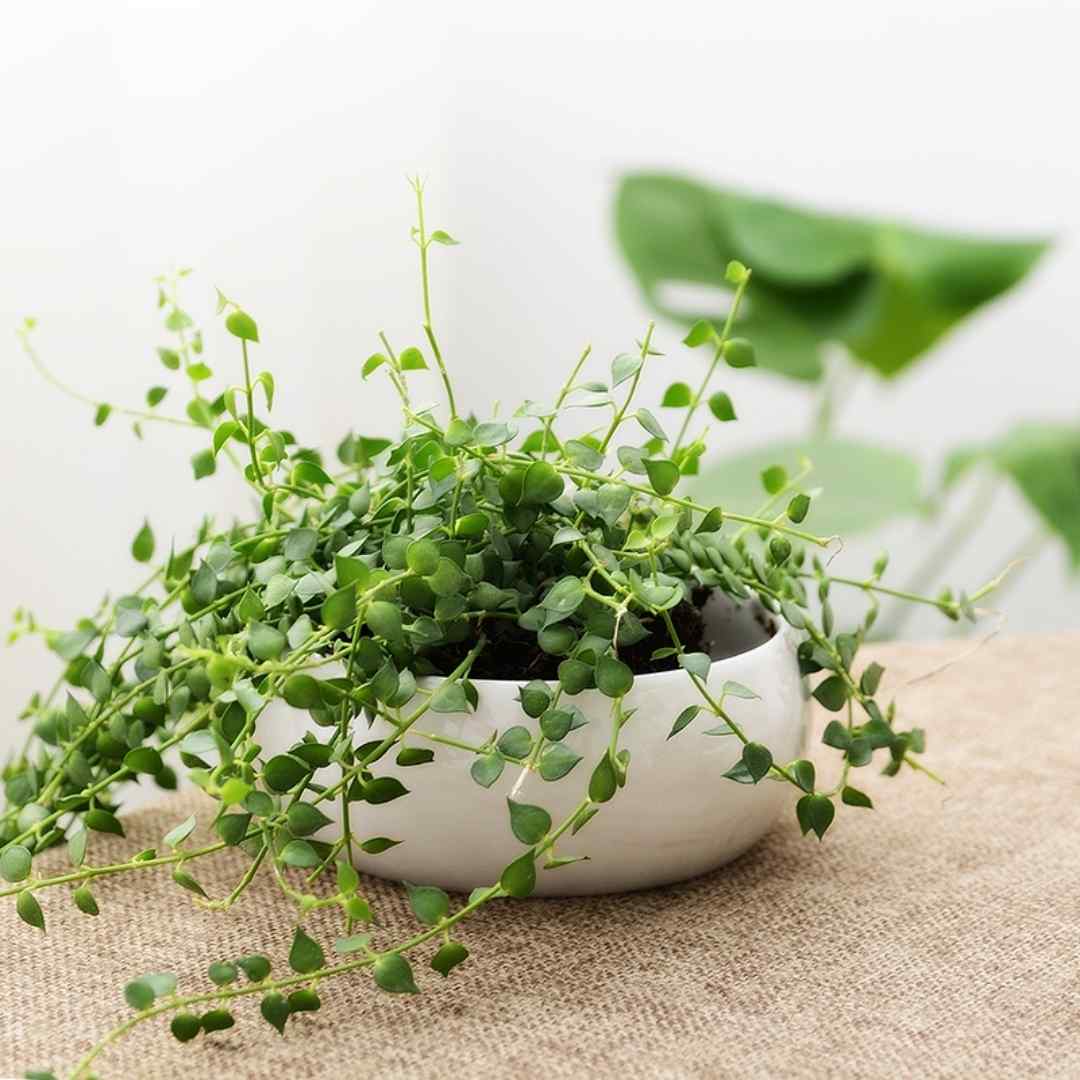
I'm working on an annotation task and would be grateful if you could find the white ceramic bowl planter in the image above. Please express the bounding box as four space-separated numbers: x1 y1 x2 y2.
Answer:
260 595 809 896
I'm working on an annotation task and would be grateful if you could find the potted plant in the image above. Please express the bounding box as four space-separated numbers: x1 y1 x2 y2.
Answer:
5 181 1002 1078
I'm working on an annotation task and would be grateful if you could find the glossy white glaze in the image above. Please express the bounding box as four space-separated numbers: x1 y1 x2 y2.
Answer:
258 599 809 895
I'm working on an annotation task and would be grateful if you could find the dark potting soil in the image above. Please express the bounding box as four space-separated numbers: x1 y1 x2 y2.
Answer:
424 587 722 681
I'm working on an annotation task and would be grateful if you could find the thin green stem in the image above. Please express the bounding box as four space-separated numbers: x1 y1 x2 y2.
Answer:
599 323 655 452
673 270 751 454
412 178 457 419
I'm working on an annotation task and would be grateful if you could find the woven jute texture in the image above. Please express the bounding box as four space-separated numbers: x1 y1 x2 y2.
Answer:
3 634 1079 1079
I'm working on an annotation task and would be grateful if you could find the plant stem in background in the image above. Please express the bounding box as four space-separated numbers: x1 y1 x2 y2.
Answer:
877 471 1002 638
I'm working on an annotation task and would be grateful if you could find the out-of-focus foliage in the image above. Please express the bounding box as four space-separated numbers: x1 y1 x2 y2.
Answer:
690 438 924 539
615 173 1049 383
946 424 1080 566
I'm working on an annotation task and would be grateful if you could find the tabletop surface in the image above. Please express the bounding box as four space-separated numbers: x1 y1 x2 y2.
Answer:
3 633 1078 1079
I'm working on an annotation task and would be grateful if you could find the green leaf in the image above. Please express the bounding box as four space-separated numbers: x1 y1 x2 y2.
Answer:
399 346 427 371
635 408 668 442
283 528 318 561
0 844 32 883
238 954 272 982
682 319 717 348
248 621 286 661
288 927 325 974
611 352 643 388
212 420 240 455
667 705 700 739
721 337 755 368
191 449 216 480
208 961 238 986
429 681 469 714
661 382 692 407
124 979 155 1010
85 809 124 837
429 229 459 245
677 652 711 680
522 461 565 505
73 885 99 916
225 310 259 342
507 799 551 845
644 458 679 496
321 585 357 631
842 785 874 809
543 576 585 615
595 655 633 698
255 371 274 410
722 680 759 700
787 492 810 523
288 988 320 1013
431 941 469 977
790 759 816 793
405 882 450 925
280 839 320 868
334 933 372 954
813 675 849 712
538 743 582 781
170 1013 201 1042
172 868 207 898
499 850 537 898
860 662 885 696
761 465 787 494
959 423 1080 565
366 601 404 645
199 1009 235 1033
292 460 332 487
470 753 505 788
405 539 439 576
373 953 419 993
822 720 852 749
615 172 1046 381
497 726 532 759
359 836 400 854
164 814 197 848
692 438 922 536
707 391 736 422
796 793 835 840
260 992 290 1035
363 777 409 804
283 674 321 710
362 352 387 379
94 402 113 426
16 889 44 930
131 520 155 563
263 753 310 793
741 742 773 783
588 753 617 803
157 347 181 370
123 747 162 775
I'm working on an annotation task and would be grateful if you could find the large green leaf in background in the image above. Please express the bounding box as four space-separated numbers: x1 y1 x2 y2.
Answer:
691 438 924 537
615 173 1049 382
947 423 1080 566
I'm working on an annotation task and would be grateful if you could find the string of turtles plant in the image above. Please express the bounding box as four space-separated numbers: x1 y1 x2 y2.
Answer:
7 180 1005 1080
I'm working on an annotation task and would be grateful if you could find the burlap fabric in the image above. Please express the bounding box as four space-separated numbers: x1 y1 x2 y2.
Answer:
3 634 1079 1079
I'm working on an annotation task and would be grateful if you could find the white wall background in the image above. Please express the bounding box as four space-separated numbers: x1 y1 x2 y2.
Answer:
2 0 1078 740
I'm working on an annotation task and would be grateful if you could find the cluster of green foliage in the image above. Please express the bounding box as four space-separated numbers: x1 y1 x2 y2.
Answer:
7 181 999 1079
615 173 1070 631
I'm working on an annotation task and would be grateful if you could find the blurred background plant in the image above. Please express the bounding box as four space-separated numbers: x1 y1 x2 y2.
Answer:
615 173 1071 636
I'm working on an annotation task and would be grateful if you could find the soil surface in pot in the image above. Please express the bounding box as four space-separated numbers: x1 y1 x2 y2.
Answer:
422 588 776 681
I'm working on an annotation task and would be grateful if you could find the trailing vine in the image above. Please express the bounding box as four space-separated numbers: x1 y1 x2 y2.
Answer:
7 179 1003 1079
